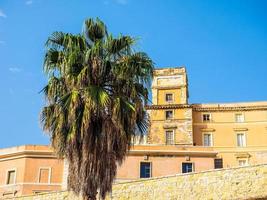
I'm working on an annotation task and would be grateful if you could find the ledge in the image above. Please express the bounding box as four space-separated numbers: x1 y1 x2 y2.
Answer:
146 104 191 110
201 128 216 132
233 128 248 131
0 150 58 162
192 105 267 112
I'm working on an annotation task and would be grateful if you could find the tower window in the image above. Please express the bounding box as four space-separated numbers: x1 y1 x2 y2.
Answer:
202 114 211 122
165 110 173 120
166 130 175 145
165 93 173 102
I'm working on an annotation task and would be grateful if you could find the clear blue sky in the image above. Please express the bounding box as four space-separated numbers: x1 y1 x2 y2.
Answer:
0 0 266 148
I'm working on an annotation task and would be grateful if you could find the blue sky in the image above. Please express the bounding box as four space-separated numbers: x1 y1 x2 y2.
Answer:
0 0 266 148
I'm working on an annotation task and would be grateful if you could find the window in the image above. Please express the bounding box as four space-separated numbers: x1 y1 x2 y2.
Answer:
235 113 244 123
202 114 211 122
165 110 173 120
6 170 16 185
140 162 151 178
38 168 51 183
182 163 193 173
214 159 223 169
237 133 246 147
165 93 173 103
238 159 248 166
203 133 213 146
166 130 174 145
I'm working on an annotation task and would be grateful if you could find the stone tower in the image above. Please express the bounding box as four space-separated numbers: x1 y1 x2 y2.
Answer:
147 67 193 145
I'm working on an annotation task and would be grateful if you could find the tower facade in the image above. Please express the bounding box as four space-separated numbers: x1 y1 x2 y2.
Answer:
147 67 193 145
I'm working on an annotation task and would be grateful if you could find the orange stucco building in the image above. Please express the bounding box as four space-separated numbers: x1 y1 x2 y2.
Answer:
1 66 267 197
0 145 64 198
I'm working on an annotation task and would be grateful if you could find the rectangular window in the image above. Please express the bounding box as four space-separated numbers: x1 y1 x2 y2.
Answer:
39 168 51 183
165 110 173 120
203 133 212 146
237 133 246 147
165 94 173 102
202 114 211 122
238 159 248 166
140 162 151 178
214 159 223 169
235 113 244 123
166 130 174 145
6 170 16 185
182 163 193 173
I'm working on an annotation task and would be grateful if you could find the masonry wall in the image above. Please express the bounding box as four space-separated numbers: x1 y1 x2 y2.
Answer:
4 164 267 200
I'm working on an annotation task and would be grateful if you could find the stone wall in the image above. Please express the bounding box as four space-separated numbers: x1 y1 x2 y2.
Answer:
4 164 267 200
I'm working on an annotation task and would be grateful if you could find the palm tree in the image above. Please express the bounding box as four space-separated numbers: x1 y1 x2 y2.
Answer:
41 18 153 200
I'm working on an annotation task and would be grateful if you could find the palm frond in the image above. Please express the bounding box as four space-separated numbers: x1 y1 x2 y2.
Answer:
83 18 107 42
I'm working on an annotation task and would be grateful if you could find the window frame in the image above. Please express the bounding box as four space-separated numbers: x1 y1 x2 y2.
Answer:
181 162 194 173
6 168 17 185
165 93 174 103
165 130 175 145
139 162 152 178
38 167 52 184
214 158 223 169
202 113 211 122
236 133 246 147
202 132 213 147
235 113 245 123
238 159 248 166
165 110 174 120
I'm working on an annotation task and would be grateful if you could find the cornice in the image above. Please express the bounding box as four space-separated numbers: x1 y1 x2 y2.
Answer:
146 104 267 112
146 104 191 110
128 149 217 157
0 150 58 162
151 85 187 89
192 105 267 112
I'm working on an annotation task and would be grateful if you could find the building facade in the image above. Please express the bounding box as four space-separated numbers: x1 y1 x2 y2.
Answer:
0 145 64 198
1 66 267 197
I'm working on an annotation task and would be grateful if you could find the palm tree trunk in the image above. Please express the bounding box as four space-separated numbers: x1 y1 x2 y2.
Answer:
84 193 97 200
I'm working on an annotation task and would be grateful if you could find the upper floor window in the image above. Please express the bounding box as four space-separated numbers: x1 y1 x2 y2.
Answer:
38 168 51 183
6 170 16 185
203 133 213 146
182 163 193 173
237 133 246 147
140 162 151 178
235 113 244 123
202 114 211 122
165 93 173 103
214 158 223 169
166 130 174 145
165 110 173 120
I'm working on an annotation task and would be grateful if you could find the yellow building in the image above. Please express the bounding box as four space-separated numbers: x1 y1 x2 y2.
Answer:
147 67 267 169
